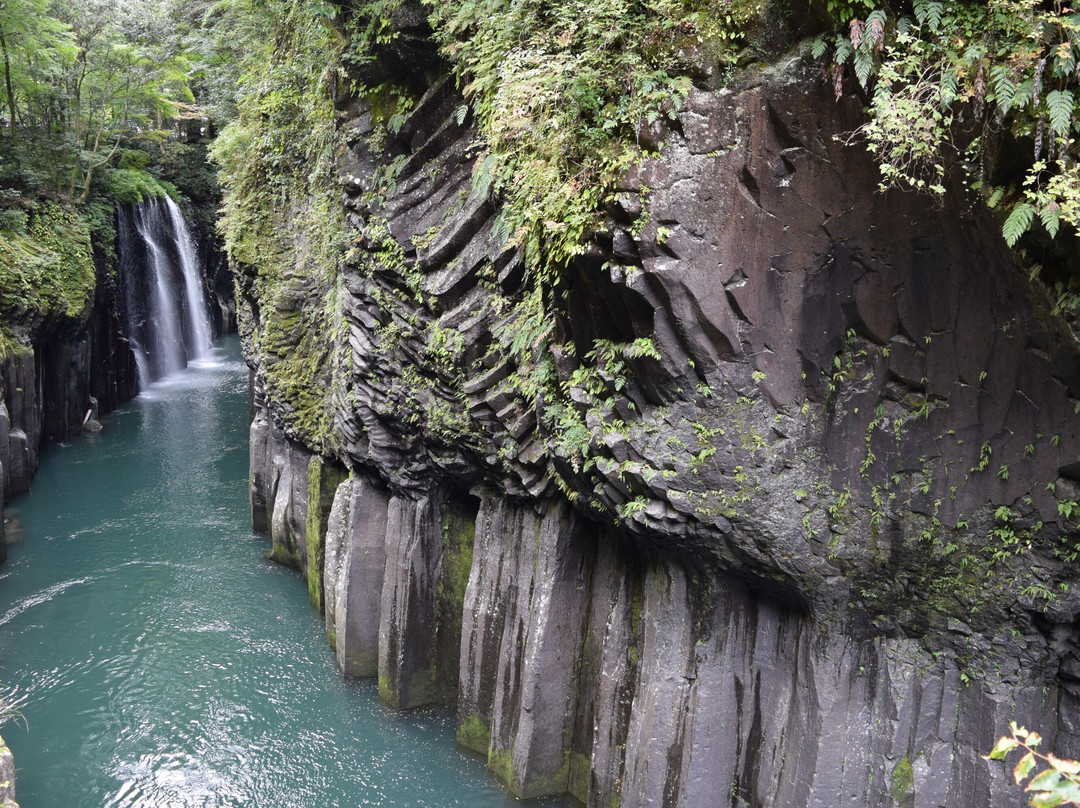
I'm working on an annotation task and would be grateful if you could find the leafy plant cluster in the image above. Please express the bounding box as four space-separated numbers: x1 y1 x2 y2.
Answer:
211 0 350 451
424 0 766 280
987 722 1080 806
822 1 1080 251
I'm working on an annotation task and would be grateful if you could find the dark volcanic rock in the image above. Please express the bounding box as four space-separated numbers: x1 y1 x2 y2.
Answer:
240 36 1080 808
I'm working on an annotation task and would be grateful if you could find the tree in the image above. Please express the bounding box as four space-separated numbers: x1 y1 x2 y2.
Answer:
0 0 71 143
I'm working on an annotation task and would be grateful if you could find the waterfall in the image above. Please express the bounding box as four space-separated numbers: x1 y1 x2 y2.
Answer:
164 196 213 360
117 196 213 390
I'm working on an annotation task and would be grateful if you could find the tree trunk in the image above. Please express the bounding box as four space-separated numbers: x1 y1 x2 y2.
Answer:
0 30 17 143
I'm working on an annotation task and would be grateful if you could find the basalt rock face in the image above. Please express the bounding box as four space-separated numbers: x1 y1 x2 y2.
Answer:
1 242 139 503
241 24 1080 808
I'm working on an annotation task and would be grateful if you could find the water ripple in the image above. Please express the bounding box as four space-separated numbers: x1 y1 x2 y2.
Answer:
0 575 93 626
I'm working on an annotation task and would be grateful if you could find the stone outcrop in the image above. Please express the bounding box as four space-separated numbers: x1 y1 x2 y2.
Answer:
239 12 1080 807
0 734 17 808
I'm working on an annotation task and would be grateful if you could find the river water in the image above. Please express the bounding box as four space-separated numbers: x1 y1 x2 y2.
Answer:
0 336 554 808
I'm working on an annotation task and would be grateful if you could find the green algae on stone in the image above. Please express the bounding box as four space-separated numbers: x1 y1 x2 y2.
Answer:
456 712 490 755
305 456 349 612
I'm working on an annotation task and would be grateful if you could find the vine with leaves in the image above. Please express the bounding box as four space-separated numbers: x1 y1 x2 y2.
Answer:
986 722 1080 806
822 1 1080 252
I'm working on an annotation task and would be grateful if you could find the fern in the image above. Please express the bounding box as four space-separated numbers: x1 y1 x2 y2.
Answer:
865 9 886 50
1003 202 1034 247
987 187 1004 209
1039 204 1061 239
939 70 958 106
924 1 943 30
1046 89 1074 136
811 36 828 60
854 49 873 89
913 0 943 29
833 33 852 65
989 65 1016 111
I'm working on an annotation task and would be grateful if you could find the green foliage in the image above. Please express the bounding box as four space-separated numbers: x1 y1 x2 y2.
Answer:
0 201 96 334
105 169 178 205
424 0 765 279
825 2 1080 249
0 0 201 203
986 723 1080 806
211 0 343 279
826 0 875 25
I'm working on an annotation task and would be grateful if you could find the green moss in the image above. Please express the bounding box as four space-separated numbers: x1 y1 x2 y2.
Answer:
264 542 298 567
105 168 180 205
487 745 516 795
568 750 592 805
258 279 342 453
0 201 96 330
433 498 476 702
305 456 348 612
891 756 914 805
457 712 491 754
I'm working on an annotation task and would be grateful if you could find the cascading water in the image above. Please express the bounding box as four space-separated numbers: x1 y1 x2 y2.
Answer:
165 196 213 360
117 196 214 389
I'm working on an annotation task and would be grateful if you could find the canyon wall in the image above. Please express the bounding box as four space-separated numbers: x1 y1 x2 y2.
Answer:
240 16 1080 808
1 199 227 551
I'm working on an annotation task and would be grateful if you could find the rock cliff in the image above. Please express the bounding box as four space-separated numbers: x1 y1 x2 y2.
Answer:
1 198 229 553
239 12 1080 807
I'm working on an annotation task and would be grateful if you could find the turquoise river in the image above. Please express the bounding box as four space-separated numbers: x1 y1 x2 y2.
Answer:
0 336 568 808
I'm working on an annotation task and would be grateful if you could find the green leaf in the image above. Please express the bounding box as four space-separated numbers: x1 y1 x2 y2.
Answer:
1046 89 1074 137
1016 751 1038 784
990 65 1016 111
1003 202 1034 247
940 71 958 106
854 49 873 89
987 735 1021 760
1039 205 1061 239
1048 755 1080 776
987 187 1004 209
812 37 828 60
1031 792 1066 808
1028 768 1063 792
1052 780 1080 802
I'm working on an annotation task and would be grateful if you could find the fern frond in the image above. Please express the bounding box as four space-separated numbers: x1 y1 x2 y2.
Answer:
940 70 958 106
866 10 886 51
1039 204 1061 239
987 187 1004 209
1003 202 1034 247
834 34 853 65
1046 89 1074 136
990 65 1016 111
811 36 828 60
854 49 873 89
924 1 943 30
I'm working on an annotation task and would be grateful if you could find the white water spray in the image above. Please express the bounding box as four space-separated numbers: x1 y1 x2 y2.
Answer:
165 196 213 361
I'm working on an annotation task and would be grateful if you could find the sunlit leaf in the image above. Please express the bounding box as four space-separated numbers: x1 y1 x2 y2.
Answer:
1017 752 1038 784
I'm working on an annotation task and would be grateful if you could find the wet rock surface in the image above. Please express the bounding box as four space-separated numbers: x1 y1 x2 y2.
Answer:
240 27 1080 808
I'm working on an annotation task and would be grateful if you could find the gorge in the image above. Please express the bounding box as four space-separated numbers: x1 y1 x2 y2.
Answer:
1 1 1080 807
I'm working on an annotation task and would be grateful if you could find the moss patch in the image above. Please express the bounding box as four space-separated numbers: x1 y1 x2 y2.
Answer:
434 497 476 703
305 455 349 612
0 201 96 335
457 712 491 755
891 755 914 806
